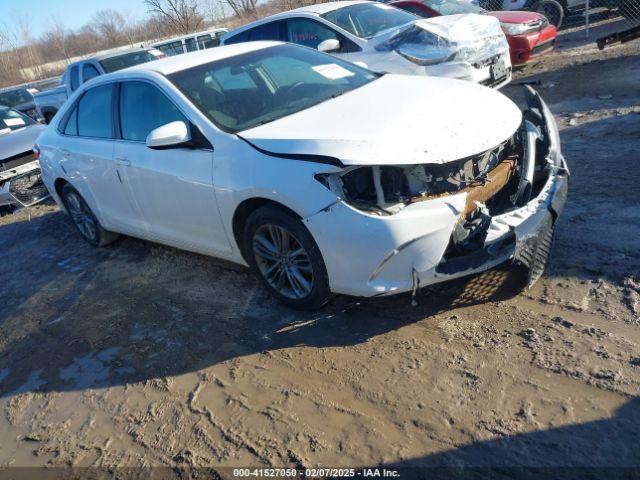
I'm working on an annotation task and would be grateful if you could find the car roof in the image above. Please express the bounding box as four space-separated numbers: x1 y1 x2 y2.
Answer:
121 41 281 76
222 0 372 35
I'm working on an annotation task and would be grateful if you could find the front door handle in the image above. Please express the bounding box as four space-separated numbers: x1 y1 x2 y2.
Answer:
60 148 70 157
115 156 131 166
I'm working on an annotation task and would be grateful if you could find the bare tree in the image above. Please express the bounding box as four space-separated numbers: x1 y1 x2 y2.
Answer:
201 0 230 25
42 17 71 63
92 9 125 46
143 0 204 35
224 0 259 19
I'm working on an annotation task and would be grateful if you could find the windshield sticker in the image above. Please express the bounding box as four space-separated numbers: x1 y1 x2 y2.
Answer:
4 117 26 127
312 64 355 80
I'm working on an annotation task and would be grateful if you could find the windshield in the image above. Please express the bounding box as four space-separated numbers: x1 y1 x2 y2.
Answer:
168 44 377 133
0 88 33 108
0 107 35 133
323 3 419 39
423 0 485 15
99 50 158 73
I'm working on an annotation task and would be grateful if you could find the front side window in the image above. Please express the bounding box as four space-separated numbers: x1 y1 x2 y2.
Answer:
83 63 101 83
323 3 418 38
77 83 114 138
119 81 187 142
99 51 158 73
168 44 376 133
286 18 339 49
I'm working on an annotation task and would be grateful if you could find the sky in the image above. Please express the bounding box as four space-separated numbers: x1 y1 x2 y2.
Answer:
0 0 151 38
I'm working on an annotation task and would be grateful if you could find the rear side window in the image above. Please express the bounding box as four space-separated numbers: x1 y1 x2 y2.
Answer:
69 65 80 91
119 81 187 142
248 21 285 41
64 107 78 136
223 30 250 45
77 84 114 138
197 34 213 49
83 63 101 82
156 41 184 56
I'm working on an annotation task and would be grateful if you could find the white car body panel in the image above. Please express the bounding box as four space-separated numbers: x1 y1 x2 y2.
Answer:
36 43 567 300
220 1 512 87
241 75 521 166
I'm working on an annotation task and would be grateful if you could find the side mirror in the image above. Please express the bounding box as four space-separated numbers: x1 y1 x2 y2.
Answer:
146 121 191 149
317 38 341 53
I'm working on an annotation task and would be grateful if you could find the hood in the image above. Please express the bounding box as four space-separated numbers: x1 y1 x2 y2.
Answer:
487 10 546 25
239 74 521 167
373 14 508 64
0 123 46 161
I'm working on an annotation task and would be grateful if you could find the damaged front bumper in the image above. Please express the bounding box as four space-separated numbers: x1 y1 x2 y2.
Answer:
304 87 567 297
0 160 50 209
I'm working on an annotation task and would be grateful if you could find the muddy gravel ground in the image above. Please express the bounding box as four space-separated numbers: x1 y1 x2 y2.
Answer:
1 23 639 478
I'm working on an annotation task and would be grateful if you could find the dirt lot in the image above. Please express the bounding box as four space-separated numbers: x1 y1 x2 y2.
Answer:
1 23 639 476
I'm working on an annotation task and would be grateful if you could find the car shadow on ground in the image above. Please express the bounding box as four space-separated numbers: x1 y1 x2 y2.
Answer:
366 396 640 479
0 205 532 398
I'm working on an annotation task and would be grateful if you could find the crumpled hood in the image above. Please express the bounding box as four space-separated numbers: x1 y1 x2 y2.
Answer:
0 124 45 161
240 74 521 167
373 14 508 65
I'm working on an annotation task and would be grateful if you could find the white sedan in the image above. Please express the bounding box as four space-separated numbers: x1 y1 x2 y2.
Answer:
221 0 512 88
36 42 567 309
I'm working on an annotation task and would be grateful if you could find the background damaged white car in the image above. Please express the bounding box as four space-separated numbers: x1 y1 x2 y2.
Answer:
36 42 567 309
221 1 512 88
0 106 48 215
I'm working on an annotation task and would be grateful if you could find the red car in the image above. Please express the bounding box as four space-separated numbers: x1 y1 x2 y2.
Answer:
390 0 557 66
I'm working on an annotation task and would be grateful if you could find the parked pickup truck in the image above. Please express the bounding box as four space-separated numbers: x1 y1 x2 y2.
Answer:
34 47 164 123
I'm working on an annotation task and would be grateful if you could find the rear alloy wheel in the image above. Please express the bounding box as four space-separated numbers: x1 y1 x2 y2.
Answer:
532 0 565 28
245 206 331 310
62 184 119 247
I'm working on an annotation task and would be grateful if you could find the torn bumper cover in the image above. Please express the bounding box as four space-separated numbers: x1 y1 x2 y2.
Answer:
0 160 50 209
304 87 567 297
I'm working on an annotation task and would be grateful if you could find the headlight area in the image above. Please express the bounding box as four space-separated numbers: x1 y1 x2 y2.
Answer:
310 88 567 296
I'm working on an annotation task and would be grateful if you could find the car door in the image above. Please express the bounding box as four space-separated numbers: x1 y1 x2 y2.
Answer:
61 83 143 232
114 80 231 255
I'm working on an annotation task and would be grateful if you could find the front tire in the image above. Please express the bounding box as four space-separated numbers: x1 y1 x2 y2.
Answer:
532 0 565 27
61 184 119 247
244 205 331 310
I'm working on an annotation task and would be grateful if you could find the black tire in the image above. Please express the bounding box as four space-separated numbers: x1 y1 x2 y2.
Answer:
244 205 331 310
532 0 565 27
61 184 119 247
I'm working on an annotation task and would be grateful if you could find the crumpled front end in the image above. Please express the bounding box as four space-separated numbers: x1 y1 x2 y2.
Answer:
374 14 512 87
0 160 50 209
304 87 567 297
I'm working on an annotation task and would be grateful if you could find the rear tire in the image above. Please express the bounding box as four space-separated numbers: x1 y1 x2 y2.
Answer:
532 0 565 27
244 205 331 310
61 184 119 247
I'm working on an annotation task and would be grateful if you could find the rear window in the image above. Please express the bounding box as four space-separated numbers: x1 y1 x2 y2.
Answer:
99 51 157 73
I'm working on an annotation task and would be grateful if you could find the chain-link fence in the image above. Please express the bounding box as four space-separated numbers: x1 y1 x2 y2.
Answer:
475 0 640 38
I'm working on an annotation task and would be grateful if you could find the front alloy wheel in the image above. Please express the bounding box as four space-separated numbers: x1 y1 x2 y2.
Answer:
253 224 314 300
245 205 331 310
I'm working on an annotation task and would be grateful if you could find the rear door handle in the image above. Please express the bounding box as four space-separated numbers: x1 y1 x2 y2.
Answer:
115 156 131 166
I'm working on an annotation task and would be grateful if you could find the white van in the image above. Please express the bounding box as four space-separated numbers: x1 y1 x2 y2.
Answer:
152 28 229 56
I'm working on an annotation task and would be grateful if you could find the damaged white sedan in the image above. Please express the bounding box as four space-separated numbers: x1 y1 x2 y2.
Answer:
37 42 567 309
221 0 512 88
